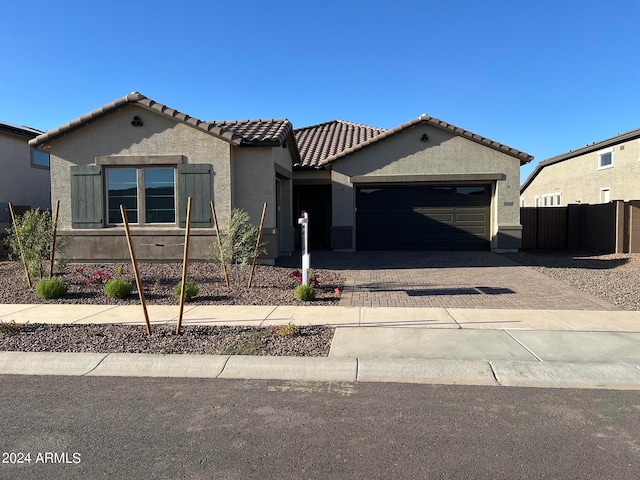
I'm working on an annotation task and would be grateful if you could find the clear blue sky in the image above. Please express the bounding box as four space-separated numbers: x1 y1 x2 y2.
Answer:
3 0 639 183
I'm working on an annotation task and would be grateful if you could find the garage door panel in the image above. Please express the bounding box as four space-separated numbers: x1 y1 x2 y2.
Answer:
356 185 490 250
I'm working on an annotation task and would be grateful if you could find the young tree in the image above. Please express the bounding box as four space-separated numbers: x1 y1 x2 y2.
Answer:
208 208 265 267
6 209 69 279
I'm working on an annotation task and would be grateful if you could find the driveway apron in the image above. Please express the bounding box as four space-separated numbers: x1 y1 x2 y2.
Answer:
296 251 619 310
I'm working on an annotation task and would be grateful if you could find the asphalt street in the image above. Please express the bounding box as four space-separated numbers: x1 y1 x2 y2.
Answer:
1 375 639 479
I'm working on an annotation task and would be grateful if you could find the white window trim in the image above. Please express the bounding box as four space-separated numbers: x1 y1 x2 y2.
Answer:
600 187 611 203
540 192 562 207
597 147 613 170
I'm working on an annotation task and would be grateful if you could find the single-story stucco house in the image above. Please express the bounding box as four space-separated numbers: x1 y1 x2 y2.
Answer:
293 116 533 252
29 92 532 262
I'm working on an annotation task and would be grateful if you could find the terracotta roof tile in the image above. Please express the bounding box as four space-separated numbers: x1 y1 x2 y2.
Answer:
29 92 295 150
295 115 533 168
209 119 293 146
294 120 386 168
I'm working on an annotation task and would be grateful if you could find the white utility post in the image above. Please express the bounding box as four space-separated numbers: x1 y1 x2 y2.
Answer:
298 211 310 285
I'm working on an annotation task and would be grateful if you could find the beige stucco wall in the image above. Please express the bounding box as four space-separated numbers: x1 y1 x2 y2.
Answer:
44 104 293 261
521 138 640 206
0 131 51 209
48 105 231 230
330 123 522 250
233 144 294 254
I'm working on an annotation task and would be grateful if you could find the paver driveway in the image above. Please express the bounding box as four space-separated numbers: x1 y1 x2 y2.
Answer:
292 251 619 310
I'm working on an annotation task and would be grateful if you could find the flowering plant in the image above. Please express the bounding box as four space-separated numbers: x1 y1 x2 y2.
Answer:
289 269 319 287
75 267 112 286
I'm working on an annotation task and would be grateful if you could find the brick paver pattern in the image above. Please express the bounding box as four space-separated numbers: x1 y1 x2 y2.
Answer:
304 251 619 310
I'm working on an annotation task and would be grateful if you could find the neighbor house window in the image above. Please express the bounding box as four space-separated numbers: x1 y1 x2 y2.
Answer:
106 167 176 225
32 149 50 168
598 149 613 169
600 188 611 203
541 193 562 207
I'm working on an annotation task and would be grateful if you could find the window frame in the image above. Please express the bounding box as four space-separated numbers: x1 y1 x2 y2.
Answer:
540 192 562 207
31 148 50 169
105 166 177 226
597 148 613 170
600 187 611 204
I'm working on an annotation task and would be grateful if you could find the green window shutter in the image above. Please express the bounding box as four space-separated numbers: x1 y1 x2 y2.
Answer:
70 165 103 228
178 164 213 228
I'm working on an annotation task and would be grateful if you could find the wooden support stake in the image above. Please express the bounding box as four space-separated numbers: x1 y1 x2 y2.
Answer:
248 202 267 288
8 202 32 288
49 199 60 278
120 204 152 336
176 197 193 335
210 201 230 288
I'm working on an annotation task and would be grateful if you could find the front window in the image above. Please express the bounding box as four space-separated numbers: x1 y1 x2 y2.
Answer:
107 167 175 225
144 168 175 223
107 169 137 223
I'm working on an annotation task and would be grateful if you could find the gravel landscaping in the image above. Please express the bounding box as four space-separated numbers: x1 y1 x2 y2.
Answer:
0 259 343 356
502 250 640 311
2 250 640 356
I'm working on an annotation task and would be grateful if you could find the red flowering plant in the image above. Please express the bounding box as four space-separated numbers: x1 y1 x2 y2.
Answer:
289 269 319 287
75 267 112 286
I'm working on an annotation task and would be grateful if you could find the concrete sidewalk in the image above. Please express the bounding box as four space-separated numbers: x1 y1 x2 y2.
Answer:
1 303 640 390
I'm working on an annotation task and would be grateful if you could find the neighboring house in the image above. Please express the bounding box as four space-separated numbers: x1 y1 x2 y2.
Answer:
293 116 532 252
29 92 532 262
521 127 640 207
0 121 51 218
29 92 297 262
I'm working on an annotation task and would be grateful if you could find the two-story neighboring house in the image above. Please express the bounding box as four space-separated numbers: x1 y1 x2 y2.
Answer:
0 121 51 240
521 127 640 207
0 121 51 209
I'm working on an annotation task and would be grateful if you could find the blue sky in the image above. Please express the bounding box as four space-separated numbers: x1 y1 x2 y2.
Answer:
2 0 639 182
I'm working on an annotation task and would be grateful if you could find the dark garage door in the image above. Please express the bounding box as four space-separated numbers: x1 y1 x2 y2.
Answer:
356 184 491 250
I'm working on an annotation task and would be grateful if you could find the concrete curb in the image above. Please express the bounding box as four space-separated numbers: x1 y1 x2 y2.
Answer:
1 352 639 390
490 360 640 390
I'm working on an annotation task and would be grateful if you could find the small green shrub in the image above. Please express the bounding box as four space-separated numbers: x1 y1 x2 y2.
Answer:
278 322 300 337
294 284 315 301
174 280 199 302
216 341 261 355
35 276 68 299
104 278 133 299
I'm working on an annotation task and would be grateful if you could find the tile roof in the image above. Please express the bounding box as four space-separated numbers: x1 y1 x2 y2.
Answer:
296 115 533 168
29 92 295 150
521 126 640 192
208 119 293 146
294 120 387 168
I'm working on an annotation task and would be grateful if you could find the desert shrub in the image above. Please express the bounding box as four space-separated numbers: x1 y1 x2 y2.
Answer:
35 276 68 299
208 208 265 267
278 322 300 337
0 320 27 336
294 284 315 301
6 208 70 279
104 278 133 299
174 280 199 302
